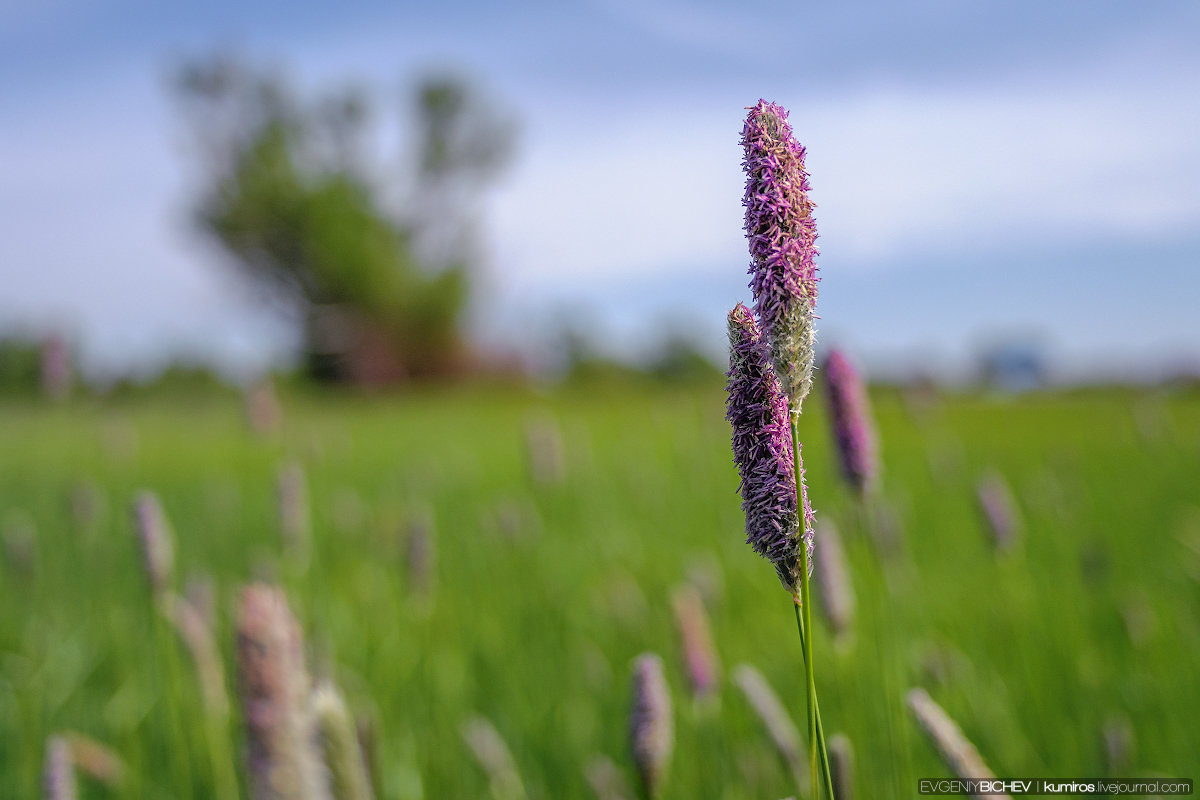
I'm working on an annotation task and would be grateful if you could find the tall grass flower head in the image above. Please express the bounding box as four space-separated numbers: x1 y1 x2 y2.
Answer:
822 350 878 496
742 100 819 412
43 736 78 800
62 733 125 790
732 664 805 786
628 653 673 799
461 715 527 800
908 688 1007 799
670 585 720 700
726 303 814 591
313 681 375 800
813 518 855 638
276 462 311 563
236 584 330 800
131 491 173 602
976 471 1020 551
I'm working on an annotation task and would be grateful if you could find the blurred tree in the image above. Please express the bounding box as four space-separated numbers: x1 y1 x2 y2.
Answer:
174 55 515 383
647 332 723 384
0 332 77 399
0 335 43 396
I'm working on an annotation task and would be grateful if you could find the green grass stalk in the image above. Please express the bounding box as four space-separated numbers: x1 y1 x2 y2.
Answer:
204 710 239 800
791 415 834 799
794 600 835 799
152 603 195 797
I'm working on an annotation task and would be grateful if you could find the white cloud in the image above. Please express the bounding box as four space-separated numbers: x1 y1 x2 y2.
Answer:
489 112 746 283
587 0 763 61
2 22 1196 375
489 56 1200 286
0 70 295 378
810 79 1199 263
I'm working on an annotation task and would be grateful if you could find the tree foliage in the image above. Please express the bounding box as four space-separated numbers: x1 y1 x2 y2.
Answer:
175 55 514 382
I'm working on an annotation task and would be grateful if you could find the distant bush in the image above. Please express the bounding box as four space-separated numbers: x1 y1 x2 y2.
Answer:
0 335 41 396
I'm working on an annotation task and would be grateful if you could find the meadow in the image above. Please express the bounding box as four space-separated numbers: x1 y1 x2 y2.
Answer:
2 381 1198 797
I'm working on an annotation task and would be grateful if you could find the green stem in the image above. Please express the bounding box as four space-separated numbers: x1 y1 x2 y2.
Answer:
794 603 835 798
790 414 834 799
153 600 194 797
205 709 240 800
857 495 907 792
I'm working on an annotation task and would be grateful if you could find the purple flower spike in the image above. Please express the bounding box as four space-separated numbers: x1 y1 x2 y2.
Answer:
742 100 820 412
131 491 174 602
671 585 721 700
726 303 814 591
629 653 673 799
236 584 330 800
823 349 878 496
43 736 78 800
976 471 1020 551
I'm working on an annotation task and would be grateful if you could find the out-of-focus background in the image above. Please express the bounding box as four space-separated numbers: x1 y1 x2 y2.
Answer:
2 2 1199 798
4 1 1199 386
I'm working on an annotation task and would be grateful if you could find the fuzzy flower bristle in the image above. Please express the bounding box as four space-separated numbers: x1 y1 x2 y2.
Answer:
742 99 819 412
822 350 878 495
628 653 673 800
725 303 813 591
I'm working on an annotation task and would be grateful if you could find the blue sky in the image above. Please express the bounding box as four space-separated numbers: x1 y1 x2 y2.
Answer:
2 1 1198 381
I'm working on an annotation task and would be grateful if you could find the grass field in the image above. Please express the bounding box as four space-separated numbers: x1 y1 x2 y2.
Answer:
3 383 1199 797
